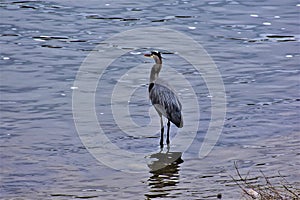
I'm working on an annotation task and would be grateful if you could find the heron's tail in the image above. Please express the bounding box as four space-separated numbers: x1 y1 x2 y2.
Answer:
172 113 183 128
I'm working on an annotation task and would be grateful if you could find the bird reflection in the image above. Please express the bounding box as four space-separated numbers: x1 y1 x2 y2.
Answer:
145 148 184 199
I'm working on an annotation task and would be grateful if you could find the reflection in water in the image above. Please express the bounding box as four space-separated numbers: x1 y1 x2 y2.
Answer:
145 148 184 199
1 0 299 199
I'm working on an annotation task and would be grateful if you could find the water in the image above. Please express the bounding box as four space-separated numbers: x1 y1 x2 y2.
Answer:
1 0 299 199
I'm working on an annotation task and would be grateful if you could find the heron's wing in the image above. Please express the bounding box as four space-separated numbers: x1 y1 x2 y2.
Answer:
149 83 183 128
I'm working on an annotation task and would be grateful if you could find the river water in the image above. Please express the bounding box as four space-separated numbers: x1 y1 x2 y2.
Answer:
1 0 299 199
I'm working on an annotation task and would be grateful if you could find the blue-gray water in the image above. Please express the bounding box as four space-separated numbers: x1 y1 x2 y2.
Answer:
1 0 299 199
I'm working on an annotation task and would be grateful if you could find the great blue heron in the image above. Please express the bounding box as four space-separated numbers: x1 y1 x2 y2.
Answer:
144 51 183 148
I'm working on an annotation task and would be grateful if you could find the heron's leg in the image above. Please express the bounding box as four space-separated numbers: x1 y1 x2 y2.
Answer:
166 120 170 145
160 116 164 148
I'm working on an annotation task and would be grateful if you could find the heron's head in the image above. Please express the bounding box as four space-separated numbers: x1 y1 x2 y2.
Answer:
144 51 162 64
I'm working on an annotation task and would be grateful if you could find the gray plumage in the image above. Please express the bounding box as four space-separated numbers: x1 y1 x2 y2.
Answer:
149 83 183 128
144 51 183 147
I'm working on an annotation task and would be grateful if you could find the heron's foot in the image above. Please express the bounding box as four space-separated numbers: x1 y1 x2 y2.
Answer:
166 144 170 152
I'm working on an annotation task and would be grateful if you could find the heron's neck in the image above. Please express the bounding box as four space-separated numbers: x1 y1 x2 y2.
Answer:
154 56 162 64
150 64 162 83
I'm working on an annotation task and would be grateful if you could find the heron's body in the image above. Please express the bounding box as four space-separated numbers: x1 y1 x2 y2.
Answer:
144 51 183 148
149 83 182 128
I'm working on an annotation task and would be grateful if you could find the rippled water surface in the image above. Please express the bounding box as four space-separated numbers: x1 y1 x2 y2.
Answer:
1 0 299 199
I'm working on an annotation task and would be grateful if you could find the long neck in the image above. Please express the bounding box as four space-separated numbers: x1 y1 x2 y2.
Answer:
154 56 162 64
150 64 162 83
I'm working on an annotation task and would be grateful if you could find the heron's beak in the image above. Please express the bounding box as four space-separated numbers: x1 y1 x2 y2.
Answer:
144 53 152 57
